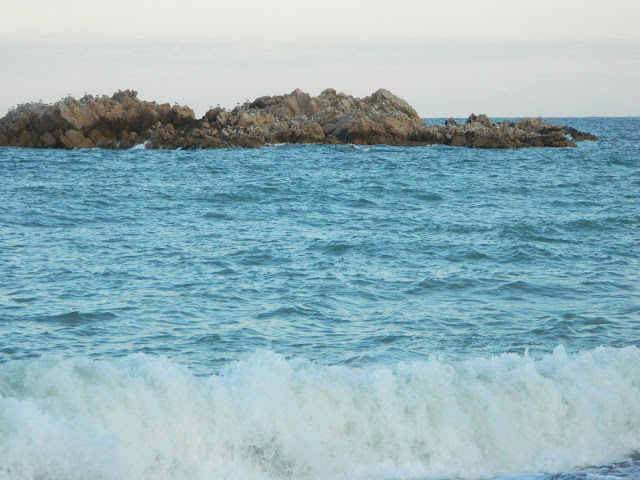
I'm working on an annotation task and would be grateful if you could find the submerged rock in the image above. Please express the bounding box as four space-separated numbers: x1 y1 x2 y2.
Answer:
0 89 597 150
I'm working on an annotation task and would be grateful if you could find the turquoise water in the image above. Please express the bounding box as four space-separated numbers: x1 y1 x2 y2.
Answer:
1 118 639 480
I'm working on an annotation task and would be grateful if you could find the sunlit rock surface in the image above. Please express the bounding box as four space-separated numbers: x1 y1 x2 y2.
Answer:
0 89 597 149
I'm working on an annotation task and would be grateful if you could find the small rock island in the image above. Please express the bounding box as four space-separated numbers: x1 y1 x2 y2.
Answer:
0 88 597 150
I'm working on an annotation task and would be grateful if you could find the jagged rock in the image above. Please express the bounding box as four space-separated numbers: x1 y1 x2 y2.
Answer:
94 139 119 150
59 129 94 149
165 105 196 128
466 113 491 128
0 88 597 150
57 99 99 131
88 128 108 144
516 117 544 130
40 132 56 148
16 130 39 147
313 88 423 144
118 132 143 149
563 127 598 141
269 120 325 144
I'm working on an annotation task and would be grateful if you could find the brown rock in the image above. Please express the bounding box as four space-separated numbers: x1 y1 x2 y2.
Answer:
165 105 196 128
540 132 577 148
0 88 598 150
235 111 256 130
40 132 57 147
560 126 598 141
204 107 223 123
16 130 38 147
314 88 422 144
94 139 119 150
88 128 108 144
57 99 98 131
119 132 143 149
466 113 492 127
59 129 89 149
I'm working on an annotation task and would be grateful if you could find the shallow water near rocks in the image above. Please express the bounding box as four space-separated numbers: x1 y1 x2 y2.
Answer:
0 118 639 480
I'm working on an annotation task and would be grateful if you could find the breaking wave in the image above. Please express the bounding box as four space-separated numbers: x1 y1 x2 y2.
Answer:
2 346 640 480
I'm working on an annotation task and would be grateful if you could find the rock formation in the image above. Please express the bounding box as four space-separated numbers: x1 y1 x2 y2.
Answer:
0 89 597 150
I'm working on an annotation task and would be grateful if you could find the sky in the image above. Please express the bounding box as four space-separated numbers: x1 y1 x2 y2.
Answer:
1 0 639 117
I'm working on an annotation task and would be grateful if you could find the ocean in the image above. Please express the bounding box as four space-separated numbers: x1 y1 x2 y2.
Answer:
0 117 639 480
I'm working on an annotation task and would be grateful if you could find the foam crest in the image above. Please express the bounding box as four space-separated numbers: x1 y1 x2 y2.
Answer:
1 346 640 480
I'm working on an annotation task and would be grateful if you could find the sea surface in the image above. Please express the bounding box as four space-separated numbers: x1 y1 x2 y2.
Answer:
0 117 639 480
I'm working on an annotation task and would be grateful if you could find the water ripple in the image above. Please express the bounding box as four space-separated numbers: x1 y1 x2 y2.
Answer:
0 118 638 371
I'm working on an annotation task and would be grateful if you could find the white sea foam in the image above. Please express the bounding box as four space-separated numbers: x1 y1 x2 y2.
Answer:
130 140 151 150
1 346 640 480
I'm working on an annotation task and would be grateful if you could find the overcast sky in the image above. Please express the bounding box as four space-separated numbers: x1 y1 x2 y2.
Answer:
1 0 638 117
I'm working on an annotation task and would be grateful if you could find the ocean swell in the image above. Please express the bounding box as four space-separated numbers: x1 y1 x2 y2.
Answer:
1 346 640 480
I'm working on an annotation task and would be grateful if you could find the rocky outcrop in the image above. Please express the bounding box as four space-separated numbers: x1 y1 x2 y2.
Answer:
409 114 597 149
0 89 597 150
0 90 172 149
